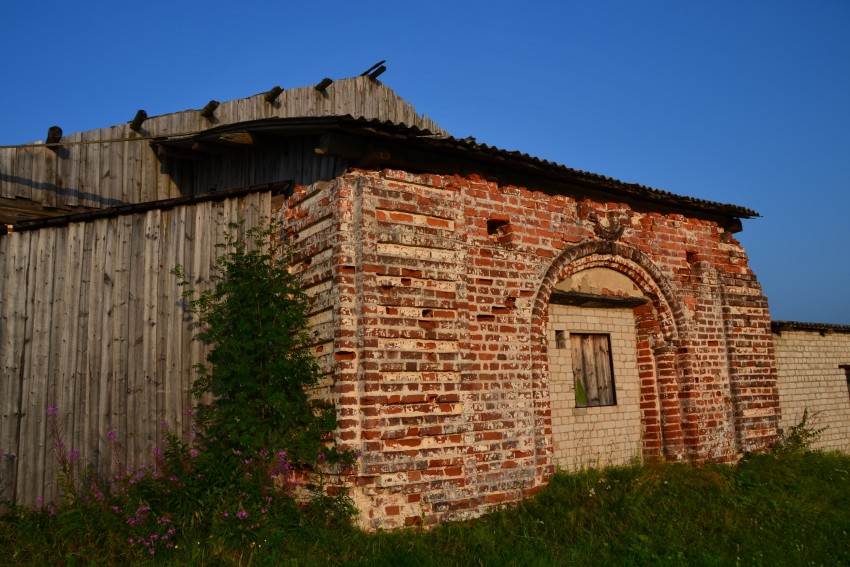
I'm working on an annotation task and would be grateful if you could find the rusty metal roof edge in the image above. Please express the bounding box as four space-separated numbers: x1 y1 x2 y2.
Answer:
155 115 758 219
771 320 850 334
424 136 759 219
152 114 440 146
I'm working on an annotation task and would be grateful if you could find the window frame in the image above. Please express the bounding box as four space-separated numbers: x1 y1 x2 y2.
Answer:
568 332 617 408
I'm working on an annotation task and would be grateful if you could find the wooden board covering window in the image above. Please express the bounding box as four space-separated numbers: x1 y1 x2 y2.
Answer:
570 333 616 407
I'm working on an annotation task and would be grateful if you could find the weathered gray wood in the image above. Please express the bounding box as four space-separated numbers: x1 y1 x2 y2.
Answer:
125 210 146 465
0 233 26 505
161 208 181 436
56 222 84 488
1 76 446 224
142 209 162 450
594 336 614 405
86 219 107 471
98 218 119 469
30 228 57 502
109 215 131 460
26 147 44 206
0 148 13 200
0 191 273 507
177 205 196 439
63 133 82 208
12 148 30 200
0 237 18 451
14 231 38 504
108 126 127 205
571 334 615 407
125 132 142 204
78 129 99 207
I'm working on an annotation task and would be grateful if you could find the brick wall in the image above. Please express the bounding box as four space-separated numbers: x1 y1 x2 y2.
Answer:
773 328 850 452
277 168 779 529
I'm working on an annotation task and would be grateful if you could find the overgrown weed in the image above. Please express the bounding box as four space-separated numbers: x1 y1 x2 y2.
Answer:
3 451 850 565
770 408 826 454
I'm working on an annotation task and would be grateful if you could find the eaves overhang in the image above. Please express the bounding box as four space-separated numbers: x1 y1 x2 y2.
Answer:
152 115 759 224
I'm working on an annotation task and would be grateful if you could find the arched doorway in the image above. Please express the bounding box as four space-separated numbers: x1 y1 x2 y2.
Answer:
547 267 647 469
531 241 692 479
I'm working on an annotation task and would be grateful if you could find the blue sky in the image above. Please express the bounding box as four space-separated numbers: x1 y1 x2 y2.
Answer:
2 1 849 323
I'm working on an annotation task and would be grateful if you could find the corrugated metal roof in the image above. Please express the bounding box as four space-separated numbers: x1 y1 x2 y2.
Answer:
411 130 760 219
156 114 759 220
771 320 850 334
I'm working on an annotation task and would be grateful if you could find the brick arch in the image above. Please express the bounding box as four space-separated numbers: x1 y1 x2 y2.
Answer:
530 240 691 485
531 240 687 342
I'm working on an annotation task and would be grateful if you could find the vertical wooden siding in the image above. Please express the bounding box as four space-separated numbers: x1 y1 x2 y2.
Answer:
0 76 443 222
0 191 271 507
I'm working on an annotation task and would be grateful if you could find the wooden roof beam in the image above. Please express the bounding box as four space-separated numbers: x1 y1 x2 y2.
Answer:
314 78 333 92
156 144 204 161
315 131 390 167
315 132 366 161
129 110 147 132
361 60 386 80
199 100 220 120
549 290 648 309
264 86 283 103
45 126 62 144
217 131 256 145
190 142 230 155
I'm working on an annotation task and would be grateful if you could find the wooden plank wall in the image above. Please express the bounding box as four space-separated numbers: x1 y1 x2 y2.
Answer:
192 138 347 194
0 191 271 508
0 76 444 223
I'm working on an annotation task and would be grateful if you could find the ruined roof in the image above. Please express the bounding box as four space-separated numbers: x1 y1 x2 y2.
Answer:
1 74 756 226
155 114 758 224
0 76 446 223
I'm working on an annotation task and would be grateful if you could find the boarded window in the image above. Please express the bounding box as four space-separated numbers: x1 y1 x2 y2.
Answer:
570 333 616 407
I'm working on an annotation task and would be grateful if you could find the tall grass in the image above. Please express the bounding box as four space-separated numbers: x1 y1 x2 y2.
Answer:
3 450 849 565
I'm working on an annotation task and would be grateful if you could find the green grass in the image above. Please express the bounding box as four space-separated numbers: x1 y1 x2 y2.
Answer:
3 451 850 566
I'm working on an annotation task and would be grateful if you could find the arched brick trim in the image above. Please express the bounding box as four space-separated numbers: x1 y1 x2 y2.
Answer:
530 240 693 483
532 240 687 340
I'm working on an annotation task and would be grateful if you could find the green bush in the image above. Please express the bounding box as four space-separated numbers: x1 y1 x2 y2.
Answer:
174 223 341 464
770 408 826 454
1 222 355 564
